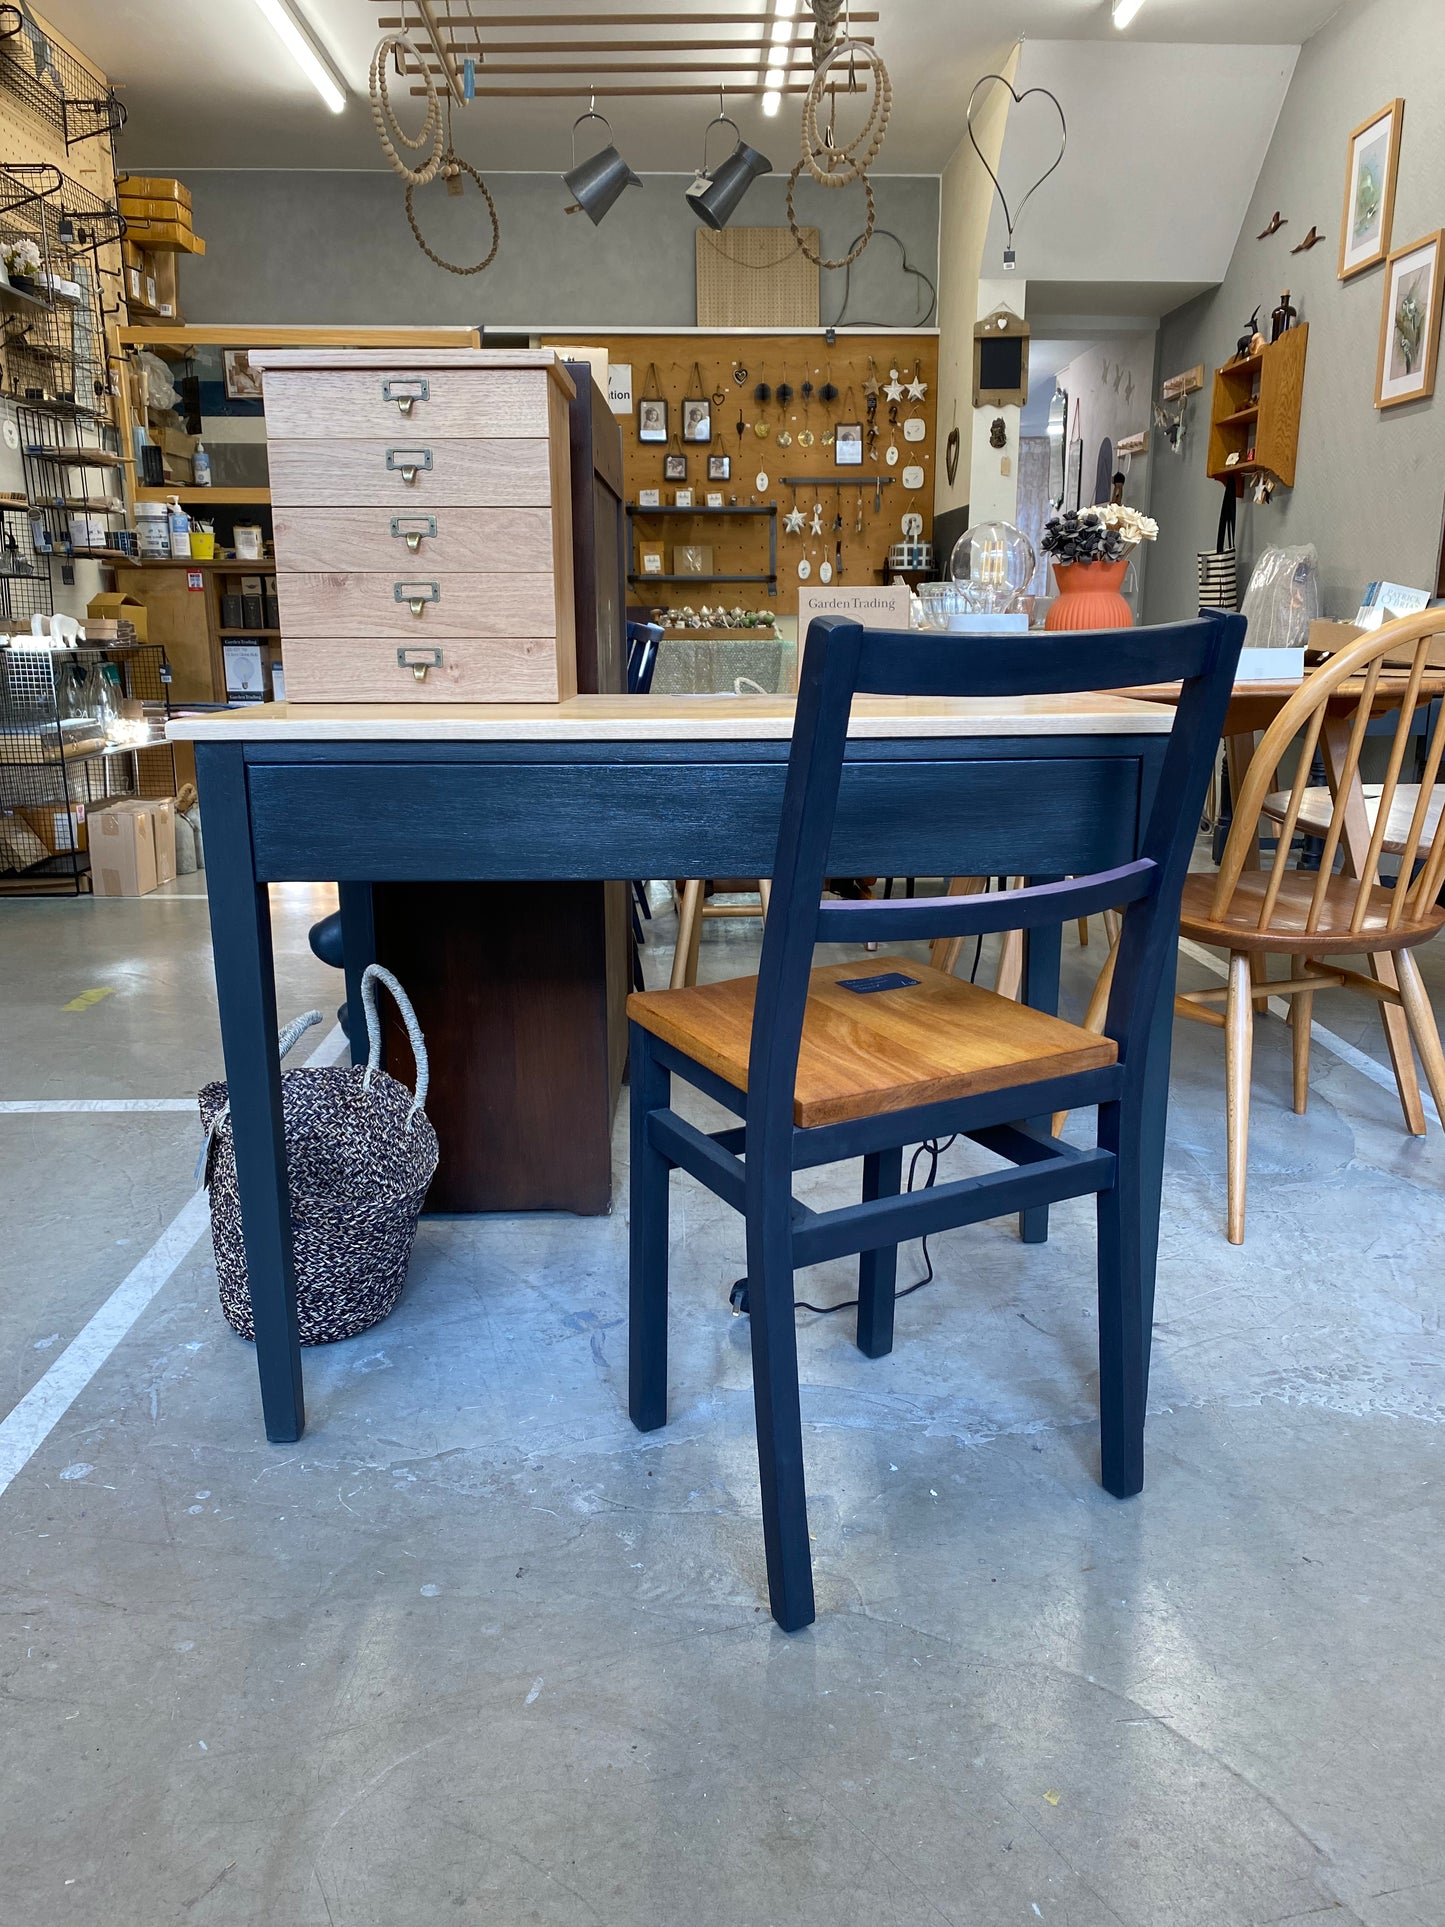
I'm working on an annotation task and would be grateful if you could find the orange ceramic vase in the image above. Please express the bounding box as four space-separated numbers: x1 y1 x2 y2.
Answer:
1044 558 1133 631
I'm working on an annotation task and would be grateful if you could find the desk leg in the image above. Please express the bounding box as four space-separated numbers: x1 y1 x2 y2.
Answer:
338 883 375 1070
1020 909 1062 1245
1322 720 1426 1134
196 743 305 1443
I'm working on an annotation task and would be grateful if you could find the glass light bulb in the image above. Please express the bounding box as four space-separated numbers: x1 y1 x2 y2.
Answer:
949 521 1036 616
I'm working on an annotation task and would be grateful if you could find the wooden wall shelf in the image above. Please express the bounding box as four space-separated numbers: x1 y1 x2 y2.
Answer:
1207 325 1308 489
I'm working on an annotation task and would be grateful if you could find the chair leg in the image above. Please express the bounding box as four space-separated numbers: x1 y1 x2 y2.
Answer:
1290 955 1314 1116
1395 947 1445 1124
855 1146 903 1359
744 1182 816 1632
930 877 987 975
758 877 772 919
670 878 704 990
1077 916 1091 948
1225 951 1254 1245
628 1025 672 1433
1095 1088 1149 1498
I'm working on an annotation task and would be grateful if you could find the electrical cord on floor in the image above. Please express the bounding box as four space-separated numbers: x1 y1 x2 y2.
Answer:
730 1136 960 1319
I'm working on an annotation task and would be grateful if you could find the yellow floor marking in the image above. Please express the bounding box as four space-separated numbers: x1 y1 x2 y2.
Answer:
62 987 116 1012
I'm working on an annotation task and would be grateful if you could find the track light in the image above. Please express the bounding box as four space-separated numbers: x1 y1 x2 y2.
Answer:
1112 0 1147 25
562 106 642 225
252 0 346 113
686 110 772 230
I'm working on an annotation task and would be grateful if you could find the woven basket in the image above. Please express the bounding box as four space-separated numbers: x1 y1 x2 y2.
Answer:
199 965 439 1346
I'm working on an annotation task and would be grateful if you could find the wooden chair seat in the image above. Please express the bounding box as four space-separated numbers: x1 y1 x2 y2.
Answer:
1179 870 1445 954
1263 783 1445 856
628 955 1118 1129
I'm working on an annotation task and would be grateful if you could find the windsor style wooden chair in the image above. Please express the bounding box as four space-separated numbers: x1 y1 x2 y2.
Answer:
1177 612 1445 1243
625 610 1244 1630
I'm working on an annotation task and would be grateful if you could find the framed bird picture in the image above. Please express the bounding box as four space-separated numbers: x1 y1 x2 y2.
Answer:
1340 99 1404 281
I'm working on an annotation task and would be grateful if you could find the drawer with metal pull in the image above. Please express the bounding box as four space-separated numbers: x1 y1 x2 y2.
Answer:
273 571 562 640
280 635 569 703
261 367 553 440
270 506 556 574
267 438 554 508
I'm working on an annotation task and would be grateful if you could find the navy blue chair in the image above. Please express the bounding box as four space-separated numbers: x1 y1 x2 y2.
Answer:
626 612 1245 1630
626 620 663 696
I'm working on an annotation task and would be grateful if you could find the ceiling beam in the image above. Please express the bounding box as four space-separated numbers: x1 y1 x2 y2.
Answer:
406 82 811 97
403 58 824 74
375 11 878 26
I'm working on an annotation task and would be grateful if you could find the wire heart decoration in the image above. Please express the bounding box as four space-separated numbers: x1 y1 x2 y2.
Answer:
966 73 1067 266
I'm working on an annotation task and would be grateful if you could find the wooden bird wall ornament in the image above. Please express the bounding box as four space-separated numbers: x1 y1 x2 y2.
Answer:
1291 226 1326 253
1257 211 1287 239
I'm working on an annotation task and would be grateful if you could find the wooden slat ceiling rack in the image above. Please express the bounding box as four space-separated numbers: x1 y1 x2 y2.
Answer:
371 4 878 99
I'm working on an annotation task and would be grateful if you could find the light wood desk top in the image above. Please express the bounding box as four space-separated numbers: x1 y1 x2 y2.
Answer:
168 692 1174 746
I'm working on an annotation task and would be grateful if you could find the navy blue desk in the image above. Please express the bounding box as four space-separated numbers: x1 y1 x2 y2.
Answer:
173 693 1176 1444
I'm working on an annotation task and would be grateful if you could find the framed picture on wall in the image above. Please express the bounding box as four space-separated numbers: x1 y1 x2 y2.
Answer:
223 350 264 401
663 452 687 482
1375 229 1444 409
707 453 730 481
1339 98 1404 281
682 399 712 444
639 398 669 444
834 422 863 466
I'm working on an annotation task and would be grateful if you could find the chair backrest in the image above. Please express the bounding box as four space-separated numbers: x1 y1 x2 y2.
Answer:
744 612 1245 1138
1215 610 1445 936
626 621 663 696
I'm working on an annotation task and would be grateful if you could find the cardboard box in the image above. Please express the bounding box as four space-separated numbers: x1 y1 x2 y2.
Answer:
117 173 192 210
119 195 194 226
1309 617 1445 667
19 804 85 853
122 217 204 255
121 798 177 885
88 592 148 645
89 803 158 896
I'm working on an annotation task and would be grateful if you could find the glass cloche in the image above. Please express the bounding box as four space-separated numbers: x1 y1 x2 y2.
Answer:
949 520 1036 615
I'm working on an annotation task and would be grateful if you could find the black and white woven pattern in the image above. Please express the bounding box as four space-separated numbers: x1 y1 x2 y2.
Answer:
200 1057 439 1347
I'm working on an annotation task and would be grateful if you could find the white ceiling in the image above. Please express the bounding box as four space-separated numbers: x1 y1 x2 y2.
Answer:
40 0 1349 174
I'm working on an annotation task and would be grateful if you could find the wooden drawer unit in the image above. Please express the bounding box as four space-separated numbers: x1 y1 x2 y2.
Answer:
281 635 568 703
271 506 553 574
275 572 560 640
255 348 577 702
262 367 551 440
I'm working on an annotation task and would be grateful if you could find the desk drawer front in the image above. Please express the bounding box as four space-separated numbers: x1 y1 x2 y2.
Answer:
275 571 559 639
268 438 553 508
263 368 551 441
272 506 555 574
281 635 566 703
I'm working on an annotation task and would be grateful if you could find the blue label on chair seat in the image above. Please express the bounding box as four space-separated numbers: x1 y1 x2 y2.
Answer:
836 972 922 994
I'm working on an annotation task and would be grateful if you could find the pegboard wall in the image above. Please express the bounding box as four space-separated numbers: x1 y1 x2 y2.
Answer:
544 331 939 619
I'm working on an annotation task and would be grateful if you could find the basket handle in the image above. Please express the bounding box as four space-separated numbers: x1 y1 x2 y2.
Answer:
360 963 429 1130
195 1007 324 1183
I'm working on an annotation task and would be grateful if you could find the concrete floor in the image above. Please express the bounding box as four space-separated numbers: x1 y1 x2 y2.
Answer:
1 877 1444 1927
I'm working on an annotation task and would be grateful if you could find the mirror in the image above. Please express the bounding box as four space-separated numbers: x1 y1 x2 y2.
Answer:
1047 386 1068 508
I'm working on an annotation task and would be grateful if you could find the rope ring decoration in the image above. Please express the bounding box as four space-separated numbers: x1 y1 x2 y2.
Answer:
800 39 892 189
787 159 875 270
405 156 501 275
369 33 444 186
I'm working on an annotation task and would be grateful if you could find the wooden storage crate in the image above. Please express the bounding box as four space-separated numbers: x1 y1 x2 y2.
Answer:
254 349 578 703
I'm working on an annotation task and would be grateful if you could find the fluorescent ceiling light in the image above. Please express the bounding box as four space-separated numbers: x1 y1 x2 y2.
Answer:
1112 0 1147 25
767 47 789 70
253 0 347 113
761 91 783 117
764 71 785 91
776 0 797 14
770 19 794 42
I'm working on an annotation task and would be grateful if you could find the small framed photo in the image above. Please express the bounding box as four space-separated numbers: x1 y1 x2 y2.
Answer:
1376 229 1444 409
663 452 687 482
682 398 712 444
223 349 264 401
673 487 693 508
707 453 731 481
640 548 664 575
706 491 724 508
1340 98 1404 281
638 397 668 444
834 421 863 467
638 487 661 508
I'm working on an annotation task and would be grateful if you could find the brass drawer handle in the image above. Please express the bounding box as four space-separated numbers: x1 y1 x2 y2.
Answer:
383 377 430 417
391 515 437 554
397 646 442 682
386 446 433 484
395 580 440 618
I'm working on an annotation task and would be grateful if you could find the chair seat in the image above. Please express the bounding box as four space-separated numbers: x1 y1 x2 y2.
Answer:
1262 783 1445 856
1179 870 1445 953
628 956 1118 1129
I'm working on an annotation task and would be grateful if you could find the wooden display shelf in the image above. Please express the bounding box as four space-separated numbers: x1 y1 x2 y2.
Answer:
1216 404 1260 427
1207 326 1308 488
629 572 776 584
134 484 271 504
628 503 777 516
218 627 281 638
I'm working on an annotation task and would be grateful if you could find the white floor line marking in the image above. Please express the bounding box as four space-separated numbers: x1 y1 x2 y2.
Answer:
1176 939 1440 1128
0 1098 198 1114
0 1021 347 1501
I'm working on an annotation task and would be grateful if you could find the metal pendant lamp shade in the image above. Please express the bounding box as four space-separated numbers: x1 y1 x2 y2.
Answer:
685 111 771 230
563 108 642 225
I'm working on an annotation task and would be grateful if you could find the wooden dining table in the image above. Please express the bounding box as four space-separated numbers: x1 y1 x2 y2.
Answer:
1117 667 1445 1133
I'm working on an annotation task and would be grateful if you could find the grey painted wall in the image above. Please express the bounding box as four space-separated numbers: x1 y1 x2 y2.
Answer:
155 170 940 332
1146 0 1445 624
